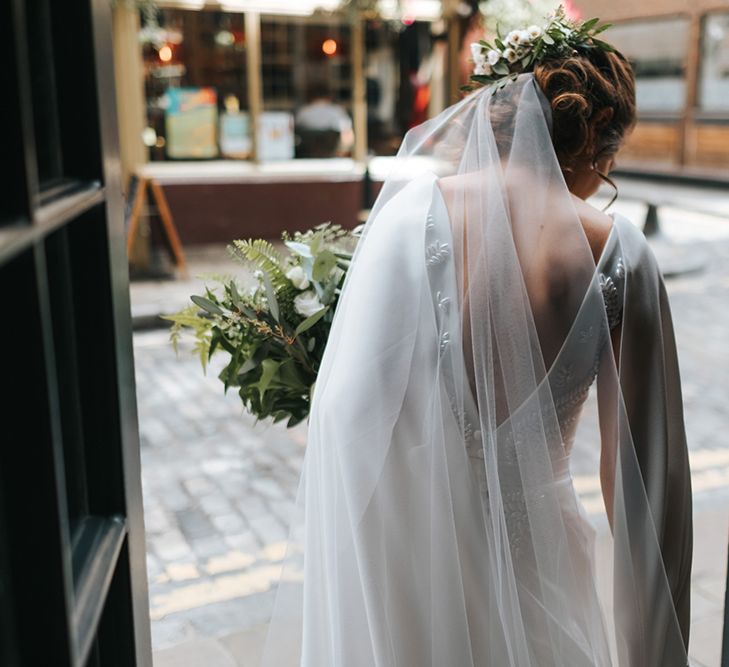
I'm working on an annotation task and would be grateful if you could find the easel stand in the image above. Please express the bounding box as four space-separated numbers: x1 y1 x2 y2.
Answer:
126 175 188 277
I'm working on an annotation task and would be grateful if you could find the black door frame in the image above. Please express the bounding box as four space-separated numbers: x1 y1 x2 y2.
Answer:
0 0 152 664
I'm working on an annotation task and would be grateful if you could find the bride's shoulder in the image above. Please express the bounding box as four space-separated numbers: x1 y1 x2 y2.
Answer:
570 195 616 264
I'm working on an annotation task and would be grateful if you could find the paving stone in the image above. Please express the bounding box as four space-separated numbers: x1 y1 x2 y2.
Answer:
247 515 287 545
145 507 173 534
196 492 236 517
157 483 193 513
183 476 215 496
219 623 271 667
233 496 270 521
150 616 199 652
146 551 165 580
166 562 202 582
267 499 296 528
151 529 194 563
191 535 232 561
176 507 218 542
224 531 262 554
153 637 237 667
248 477 285 502
211 513 247 535
183 590 278 637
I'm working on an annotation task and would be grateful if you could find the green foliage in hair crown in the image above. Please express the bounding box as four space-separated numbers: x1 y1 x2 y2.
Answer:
468 6 613 91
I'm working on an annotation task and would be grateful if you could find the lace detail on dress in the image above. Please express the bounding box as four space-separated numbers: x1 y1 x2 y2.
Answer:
599 256 625 331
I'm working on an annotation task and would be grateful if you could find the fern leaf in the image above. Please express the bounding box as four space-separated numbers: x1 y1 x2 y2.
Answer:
230 239 288 287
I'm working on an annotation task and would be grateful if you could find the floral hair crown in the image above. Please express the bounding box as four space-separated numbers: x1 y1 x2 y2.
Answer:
469 6 614 91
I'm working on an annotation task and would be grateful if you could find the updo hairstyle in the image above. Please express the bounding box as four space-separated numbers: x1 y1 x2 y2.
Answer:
533 48 636 170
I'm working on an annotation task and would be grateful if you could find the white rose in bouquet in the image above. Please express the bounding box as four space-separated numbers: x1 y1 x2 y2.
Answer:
503 47 518 63
506 29 530 46
286 264 310 290
471 44 492 76
487 49 501 66
474 61 492 76
294 290 325 318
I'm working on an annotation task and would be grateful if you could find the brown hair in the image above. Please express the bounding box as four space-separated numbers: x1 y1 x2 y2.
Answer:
533 48 636 169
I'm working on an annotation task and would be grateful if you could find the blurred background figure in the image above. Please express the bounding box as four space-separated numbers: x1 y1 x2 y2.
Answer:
295 81 354 158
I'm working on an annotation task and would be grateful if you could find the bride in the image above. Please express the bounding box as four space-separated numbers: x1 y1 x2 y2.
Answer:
261 9 692 666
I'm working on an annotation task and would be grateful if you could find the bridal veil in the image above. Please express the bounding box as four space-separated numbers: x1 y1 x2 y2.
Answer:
260 74 692 666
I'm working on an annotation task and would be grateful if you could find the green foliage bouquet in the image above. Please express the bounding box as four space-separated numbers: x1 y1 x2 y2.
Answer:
165 223 359 427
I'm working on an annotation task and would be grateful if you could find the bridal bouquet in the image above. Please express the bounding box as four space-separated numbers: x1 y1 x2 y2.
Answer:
164 223 359 427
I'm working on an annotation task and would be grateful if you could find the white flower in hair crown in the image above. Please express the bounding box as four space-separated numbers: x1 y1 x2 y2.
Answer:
469 6 614 91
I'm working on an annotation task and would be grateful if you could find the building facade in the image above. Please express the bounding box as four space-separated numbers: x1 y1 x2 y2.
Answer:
576 0 729 176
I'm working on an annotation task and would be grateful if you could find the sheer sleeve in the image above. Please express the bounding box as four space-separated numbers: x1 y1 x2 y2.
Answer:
601 216 693 665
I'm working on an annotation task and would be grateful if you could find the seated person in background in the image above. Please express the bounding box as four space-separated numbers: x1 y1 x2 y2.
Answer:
295 81 354 158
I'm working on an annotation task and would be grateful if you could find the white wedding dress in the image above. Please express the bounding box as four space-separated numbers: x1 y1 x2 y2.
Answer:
260 75 692 667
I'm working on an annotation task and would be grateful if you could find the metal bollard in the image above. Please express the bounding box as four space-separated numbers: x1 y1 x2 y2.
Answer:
643 202 661 237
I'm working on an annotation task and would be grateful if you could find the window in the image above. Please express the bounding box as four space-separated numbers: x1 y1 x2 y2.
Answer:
141 9 250 161
607 18 690 114
699 12 729 112
140 10 356 161
261 19 352 110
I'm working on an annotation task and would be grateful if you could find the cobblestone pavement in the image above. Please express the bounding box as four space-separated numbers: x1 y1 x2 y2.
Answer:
135 200 729 667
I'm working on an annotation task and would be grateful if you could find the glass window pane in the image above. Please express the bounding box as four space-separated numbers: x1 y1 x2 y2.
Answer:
608 18 690 114
25 0 64 187
699 12 729 112
141 8 249 161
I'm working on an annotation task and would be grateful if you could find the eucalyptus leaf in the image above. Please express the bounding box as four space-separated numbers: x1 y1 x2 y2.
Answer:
238 356 260 375
191 295 224 316
209 331 221 357
240 304 258 319
279 359 307 391
492 61 510 76
254 358 281 401
591 38 614 52
218 336 236 355
260 271 280 321
294 306 328 337
229 281 244 308
581 17 600 32
542 33 554 45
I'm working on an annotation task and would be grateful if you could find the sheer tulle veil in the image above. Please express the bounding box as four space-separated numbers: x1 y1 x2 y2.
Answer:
259 74 692 666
